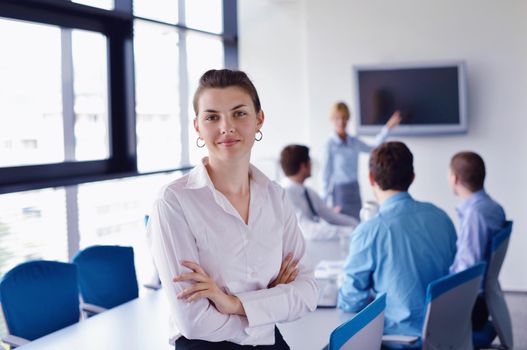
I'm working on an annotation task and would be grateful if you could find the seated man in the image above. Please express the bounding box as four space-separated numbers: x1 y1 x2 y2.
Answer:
338 141 457 341
280 145 358 240
448 151 506 328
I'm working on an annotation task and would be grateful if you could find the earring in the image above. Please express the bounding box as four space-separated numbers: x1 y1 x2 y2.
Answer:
196 137 205 148
255 130 263 141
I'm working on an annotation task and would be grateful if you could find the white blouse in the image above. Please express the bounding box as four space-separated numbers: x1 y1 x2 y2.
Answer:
147 158 318 346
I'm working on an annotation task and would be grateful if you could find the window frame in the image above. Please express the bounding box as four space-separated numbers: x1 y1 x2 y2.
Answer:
0 0 237 194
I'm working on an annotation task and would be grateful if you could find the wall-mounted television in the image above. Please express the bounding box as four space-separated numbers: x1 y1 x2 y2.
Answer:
353 61 467 135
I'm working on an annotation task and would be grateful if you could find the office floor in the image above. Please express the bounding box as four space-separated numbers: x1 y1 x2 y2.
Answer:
506 292 527 350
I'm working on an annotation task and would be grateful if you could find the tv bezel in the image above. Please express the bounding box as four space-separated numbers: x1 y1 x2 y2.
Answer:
353 61 468 136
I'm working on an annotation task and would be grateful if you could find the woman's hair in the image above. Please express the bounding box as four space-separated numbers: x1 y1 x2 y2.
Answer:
450 151 486 192
330 101 350 120
193 69 261 115
280 145 310 176
369 141 414 191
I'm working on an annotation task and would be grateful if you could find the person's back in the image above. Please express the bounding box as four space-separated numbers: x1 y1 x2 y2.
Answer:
352 193 456 335
448 152 506 273
337 142 456 340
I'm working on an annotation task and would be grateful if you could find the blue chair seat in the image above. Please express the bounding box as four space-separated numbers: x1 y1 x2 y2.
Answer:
73 245 139 311
0 260 80 344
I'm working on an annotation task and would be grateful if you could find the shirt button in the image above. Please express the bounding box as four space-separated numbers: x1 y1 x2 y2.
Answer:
250 271 257 278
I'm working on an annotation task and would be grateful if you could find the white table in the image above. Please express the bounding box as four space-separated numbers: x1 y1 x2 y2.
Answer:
18 241 352 350
18 290 171 350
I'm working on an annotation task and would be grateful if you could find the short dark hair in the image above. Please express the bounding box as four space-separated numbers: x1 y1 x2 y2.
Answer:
450 151 486 192
369 141 414 191
193 69 261 115
280 145 310 176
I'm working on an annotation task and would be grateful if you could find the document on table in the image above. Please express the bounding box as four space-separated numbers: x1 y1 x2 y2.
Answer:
315 260 345 308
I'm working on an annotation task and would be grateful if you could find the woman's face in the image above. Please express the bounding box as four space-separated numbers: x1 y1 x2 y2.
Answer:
332 110 349 134
194 86 264 163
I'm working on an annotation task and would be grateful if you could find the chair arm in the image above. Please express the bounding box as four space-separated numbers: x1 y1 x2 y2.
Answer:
382 334 419 344
2 334 30 347
81 302 107 314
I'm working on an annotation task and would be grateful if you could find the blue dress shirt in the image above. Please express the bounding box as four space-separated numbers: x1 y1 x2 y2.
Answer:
337 192 457 338
450 189 506 273
322 127 389 199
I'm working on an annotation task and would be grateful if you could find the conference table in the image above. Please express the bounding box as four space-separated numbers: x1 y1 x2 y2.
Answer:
18 240 353 350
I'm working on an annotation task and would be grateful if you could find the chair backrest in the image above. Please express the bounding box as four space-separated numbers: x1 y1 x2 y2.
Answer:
73 245 138 309
329 293 385 350
484 220 513 348
0 260 80 341
421 262 486 350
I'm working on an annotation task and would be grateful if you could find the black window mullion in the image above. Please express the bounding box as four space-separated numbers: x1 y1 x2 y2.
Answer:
107 17 137 173
222 0 238 69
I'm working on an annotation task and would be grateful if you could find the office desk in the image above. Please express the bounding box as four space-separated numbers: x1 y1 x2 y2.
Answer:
18 290 172 350
19 240 352 350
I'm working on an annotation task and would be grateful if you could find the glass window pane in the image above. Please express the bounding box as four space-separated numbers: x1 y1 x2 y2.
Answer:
72 30 110 161
185 0 223 34
77 173 181 287
134 20 181 172
71 0 114 10
133 0 178 24
0 188 67 339
186 32 224 165
0 19 64 167
0 189 68 276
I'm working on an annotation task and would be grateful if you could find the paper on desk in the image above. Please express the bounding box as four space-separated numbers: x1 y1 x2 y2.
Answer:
314 260 345 280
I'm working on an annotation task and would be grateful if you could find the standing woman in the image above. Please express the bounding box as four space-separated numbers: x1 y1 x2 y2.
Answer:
147 69 318 349
322 102 401 220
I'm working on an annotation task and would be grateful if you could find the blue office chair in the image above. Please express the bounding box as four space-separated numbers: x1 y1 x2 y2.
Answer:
0 260 80 347
73 245 139 314
328 293 386 350
382 263 486 350
473 221 514 349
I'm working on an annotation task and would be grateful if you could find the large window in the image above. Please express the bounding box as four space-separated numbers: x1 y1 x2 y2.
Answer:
0 19 63 167
0 0 237 340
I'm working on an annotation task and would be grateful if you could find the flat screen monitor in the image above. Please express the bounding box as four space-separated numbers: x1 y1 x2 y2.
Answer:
353 61 467 135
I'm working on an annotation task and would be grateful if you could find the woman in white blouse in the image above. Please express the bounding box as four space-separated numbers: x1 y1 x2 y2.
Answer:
147 69 318 349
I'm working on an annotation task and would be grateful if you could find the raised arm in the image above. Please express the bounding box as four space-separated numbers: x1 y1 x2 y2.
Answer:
357 110 401 153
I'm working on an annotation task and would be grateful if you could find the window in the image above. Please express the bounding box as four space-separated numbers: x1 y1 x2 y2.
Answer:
133 0 178 24
72 0 114 10
185 0 223 34
134 20 182 172
0 19 63 167
72 29 110 161
77 172 180 284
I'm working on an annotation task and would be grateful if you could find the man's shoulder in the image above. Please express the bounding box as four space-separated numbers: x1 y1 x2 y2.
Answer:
353 216 386 237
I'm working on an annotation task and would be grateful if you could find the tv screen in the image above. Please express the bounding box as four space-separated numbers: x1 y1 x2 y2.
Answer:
353 61 467 135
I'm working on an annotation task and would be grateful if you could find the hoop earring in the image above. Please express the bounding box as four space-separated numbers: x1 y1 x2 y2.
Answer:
255 130 263 141
196 137 205 148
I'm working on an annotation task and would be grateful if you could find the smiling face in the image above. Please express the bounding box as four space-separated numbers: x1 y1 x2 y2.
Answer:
194 86 264 163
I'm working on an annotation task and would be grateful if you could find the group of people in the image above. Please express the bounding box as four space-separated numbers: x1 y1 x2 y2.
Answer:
147 68 507 349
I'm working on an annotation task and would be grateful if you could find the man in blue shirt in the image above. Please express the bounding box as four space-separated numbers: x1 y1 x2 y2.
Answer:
337 141 457 342
447 151 506 328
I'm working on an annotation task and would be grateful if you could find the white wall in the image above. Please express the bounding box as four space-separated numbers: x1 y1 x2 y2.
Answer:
239 0 527 290
238 0 310 179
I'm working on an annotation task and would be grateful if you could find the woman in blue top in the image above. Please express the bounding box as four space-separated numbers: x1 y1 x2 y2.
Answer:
322 101 400 220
